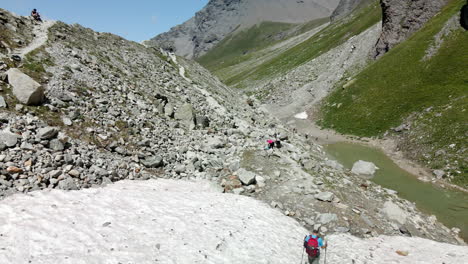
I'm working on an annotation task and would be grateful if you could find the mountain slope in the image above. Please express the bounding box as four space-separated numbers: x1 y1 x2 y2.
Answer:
146 0 340 59
203 1 381 89
0 6 465 253
320 0 468 186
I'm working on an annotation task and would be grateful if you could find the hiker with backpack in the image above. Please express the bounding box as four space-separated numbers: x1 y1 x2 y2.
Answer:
31 9 42 22
303 230 327 264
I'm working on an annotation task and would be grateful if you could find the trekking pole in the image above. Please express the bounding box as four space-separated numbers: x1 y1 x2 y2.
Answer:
324 245 328 264
300 247 304 264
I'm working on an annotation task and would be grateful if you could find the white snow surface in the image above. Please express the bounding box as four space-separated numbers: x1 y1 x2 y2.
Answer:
1 179 467 264
294 111 308 120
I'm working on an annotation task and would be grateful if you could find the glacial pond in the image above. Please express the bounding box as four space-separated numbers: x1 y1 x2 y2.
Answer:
325 142 468 242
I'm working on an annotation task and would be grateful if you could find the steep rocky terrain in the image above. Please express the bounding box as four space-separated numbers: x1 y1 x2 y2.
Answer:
0 8 465 246
146 0 340 59
374 0 447 57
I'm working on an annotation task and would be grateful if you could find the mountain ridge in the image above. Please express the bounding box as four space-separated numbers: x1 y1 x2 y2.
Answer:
145 0 340 59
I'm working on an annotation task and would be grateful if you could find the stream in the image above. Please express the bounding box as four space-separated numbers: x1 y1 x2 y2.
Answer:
325 142 468 242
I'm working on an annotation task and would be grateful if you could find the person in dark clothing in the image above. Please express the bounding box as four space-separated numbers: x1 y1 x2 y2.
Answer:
461 1 468 30
31 9 42 22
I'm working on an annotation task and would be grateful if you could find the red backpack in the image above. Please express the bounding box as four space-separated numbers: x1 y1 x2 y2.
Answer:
304 235 320 257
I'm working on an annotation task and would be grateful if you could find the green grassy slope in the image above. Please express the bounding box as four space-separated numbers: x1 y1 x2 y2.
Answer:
320 0 468 186
197 18 329 73
220 1 381 87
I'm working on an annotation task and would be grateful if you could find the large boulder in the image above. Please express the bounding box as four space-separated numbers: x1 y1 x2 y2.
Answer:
382 201 408 225
37 127 59 140
351 160 379 175
315 191 335 202
0 129 20 148
236 168 257 185
174 103 196 129
6 68 45 105
141 156 164 168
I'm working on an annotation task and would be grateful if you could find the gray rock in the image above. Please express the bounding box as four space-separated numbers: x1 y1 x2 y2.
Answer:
433 169 445 179
164 103 174 118
0 130 19 148
58 177 78 190
303 160 316 170
325 160 343 170
141 156 164 168
38 127 58 140
315 191 335 202
68 170 80 177
49 139 65 151
174 164 186 174
335 226 350 233
229 160 240 172
20 142 35 150
0 72 7 83
0 96 7 108
196 115 210 129
236 168 257 185
382 201 408 225
351 160 379 175
174 103 196 129
317 213 338 224
62 117 73 126
6 68 45 105
207 136 225 149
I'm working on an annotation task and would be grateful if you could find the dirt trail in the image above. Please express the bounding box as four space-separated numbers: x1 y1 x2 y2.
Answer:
12 20 55 58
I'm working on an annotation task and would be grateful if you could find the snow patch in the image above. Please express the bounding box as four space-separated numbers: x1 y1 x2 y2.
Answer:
294 111 308 120
0 179 306 264
0 179 466 264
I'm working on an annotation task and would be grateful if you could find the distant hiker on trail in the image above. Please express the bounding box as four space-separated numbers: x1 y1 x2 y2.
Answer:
266 139 275 150
303 230 327 264
31 9 42 22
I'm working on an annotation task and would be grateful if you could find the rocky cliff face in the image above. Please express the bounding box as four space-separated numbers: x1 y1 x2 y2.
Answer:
146 0 340 59
374 0 447 58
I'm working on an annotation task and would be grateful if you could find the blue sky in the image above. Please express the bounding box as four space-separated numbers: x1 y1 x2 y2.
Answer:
1 0 209 42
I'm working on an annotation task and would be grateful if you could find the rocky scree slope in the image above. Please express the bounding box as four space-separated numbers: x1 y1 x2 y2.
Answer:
146 0 340 59
0 9 464 244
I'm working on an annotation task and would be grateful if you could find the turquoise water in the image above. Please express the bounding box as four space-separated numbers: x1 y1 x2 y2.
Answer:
325 142 468 242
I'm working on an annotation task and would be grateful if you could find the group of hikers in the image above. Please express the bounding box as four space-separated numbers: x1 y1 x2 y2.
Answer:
265 133 282 150
31 8 42 22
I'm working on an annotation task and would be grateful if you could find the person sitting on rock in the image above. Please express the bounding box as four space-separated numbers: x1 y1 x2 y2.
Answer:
31 9 42 22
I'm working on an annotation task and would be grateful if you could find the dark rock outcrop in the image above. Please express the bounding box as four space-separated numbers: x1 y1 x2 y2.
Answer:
374 0 446 58
146 0 340 59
